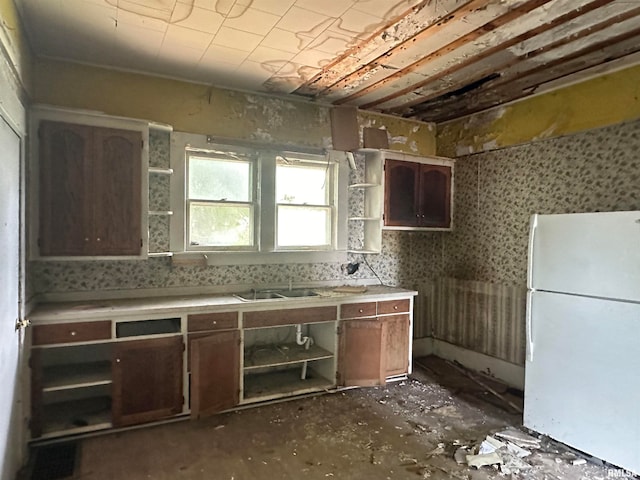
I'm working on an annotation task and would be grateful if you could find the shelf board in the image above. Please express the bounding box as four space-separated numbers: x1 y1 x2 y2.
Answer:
244 343 333 371
349 183 379 189
148 210 173 216
148 252 174 258
148 167 173 175
349 217 380 221
41 396 112 438
243 369 334 402
42 361 112 392
347 249 380 254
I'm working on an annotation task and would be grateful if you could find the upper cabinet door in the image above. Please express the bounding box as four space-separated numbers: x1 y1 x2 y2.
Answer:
418 164 451 229
39 121 93 256
384 159 420 227
92 128 142 255
383 156 453 230
38 120 142 257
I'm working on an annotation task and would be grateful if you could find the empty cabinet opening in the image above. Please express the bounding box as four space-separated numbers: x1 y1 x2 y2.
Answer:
116 318 181 338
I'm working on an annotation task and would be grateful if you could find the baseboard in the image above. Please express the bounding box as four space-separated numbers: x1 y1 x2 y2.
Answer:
412 338 525 389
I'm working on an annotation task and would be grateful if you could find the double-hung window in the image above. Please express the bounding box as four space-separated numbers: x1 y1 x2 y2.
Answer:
276 155 333 250
170 133 348 264
186 150 255 250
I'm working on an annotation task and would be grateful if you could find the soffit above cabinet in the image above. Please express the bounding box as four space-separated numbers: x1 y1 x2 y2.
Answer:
14 0 640 123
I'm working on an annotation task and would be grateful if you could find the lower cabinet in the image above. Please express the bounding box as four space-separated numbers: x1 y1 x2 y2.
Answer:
190 330 240 418
29 293 413 441
338 318 387 387
112 336 184 427
383 314 411 377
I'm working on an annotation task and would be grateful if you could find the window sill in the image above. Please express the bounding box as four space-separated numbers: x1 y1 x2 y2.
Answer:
171 250 348 266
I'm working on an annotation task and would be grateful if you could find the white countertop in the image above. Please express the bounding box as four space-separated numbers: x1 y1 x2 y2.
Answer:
29 285 418 323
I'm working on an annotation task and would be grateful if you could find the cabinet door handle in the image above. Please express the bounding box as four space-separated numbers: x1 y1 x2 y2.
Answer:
70 331 77 336
358 309 363 313
96 237 101 242
212 321 217 325
394 305 398 310
115 358 121 363
84 237 89 242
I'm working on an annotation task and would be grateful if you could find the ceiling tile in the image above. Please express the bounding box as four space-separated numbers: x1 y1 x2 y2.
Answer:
291 48 334 69
192 61 241 85
352 0 421 20
308 30 356 55
276 6 332 36
164 24 213 50
234 60 275 89
247 45 296 64
115 8 167 32
328 8 382 37
158 43 206 64
200 43 250 66
294 0 354 18
172 5 224 34
223 6 280 36
183 0 235 16
212 26 263 52
115 24 165 55
235 0 296 17
260 28 313 54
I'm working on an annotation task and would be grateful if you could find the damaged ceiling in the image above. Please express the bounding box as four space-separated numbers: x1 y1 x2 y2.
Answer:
15 0 640 123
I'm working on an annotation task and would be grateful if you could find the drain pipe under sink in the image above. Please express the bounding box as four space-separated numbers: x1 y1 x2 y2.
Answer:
296 324 313 380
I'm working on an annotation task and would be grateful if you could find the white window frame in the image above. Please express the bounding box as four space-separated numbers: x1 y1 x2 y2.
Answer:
170 133 348 265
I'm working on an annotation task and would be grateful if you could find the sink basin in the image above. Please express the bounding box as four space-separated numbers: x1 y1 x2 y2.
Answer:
233 289 318 301
277 289 319 298
234 291 285 301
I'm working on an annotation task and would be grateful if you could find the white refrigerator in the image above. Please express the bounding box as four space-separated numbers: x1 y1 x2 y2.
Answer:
524 211 640 474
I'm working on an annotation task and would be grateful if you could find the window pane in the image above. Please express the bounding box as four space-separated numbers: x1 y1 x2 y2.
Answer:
277 205 330 247
276 163 328 205
189 203 253 247
189 156 251 201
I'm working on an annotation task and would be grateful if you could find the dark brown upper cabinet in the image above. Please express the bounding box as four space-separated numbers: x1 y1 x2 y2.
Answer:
384 158 453 229
38 120 142 256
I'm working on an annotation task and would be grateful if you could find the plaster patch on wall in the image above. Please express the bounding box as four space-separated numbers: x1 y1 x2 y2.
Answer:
390 135 408 144
250 128 274 143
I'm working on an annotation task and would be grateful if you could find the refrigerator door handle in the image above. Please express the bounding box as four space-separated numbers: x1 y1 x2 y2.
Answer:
527 214 538 289
526 291 534 362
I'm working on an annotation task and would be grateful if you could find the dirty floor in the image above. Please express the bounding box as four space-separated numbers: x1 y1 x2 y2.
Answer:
37 356 628 479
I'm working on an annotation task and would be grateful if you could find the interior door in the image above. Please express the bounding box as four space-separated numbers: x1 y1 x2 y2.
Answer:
0 115 22 472
338 319 386 387
112 336 183 427
190 330 240 418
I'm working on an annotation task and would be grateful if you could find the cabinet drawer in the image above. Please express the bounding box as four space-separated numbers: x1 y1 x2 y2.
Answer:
340 302 376 319
32 321 112 345
188 312 238 332
243 306 336 328
377 299 410 315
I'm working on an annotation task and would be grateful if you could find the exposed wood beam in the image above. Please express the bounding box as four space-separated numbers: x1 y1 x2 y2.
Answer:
294 0 478 97
415 30 640 122
357 0 617 111
333 0 555 105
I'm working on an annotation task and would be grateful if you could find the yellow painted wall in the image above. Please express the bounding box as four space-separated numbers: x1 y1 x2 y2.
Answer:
437 64 640 157
32 58 436 155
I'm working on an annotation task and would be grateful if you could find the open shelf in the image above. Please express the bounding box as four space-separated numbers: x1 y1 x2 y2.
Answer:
244 343 333 371
347 249 380 254
148 210 173 216
148 167 173 175
40 396 112 438
148 252 174 258
42 361 111 392
243 368 334 401
349 183 379 189
349 216 380 221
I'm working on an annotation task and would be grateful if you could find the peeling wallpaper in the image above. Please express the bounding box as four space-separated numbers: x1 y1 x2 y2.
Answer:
437 63 640 158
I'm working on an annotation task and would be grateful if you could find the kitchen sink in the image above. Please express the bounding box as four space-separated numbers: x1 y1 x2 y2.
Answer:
233 289 318 301
277 289 319 298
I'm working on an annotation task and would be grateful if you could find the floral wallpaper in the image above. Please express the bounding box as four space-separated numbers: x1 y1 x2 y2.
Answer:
28 133 425 295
